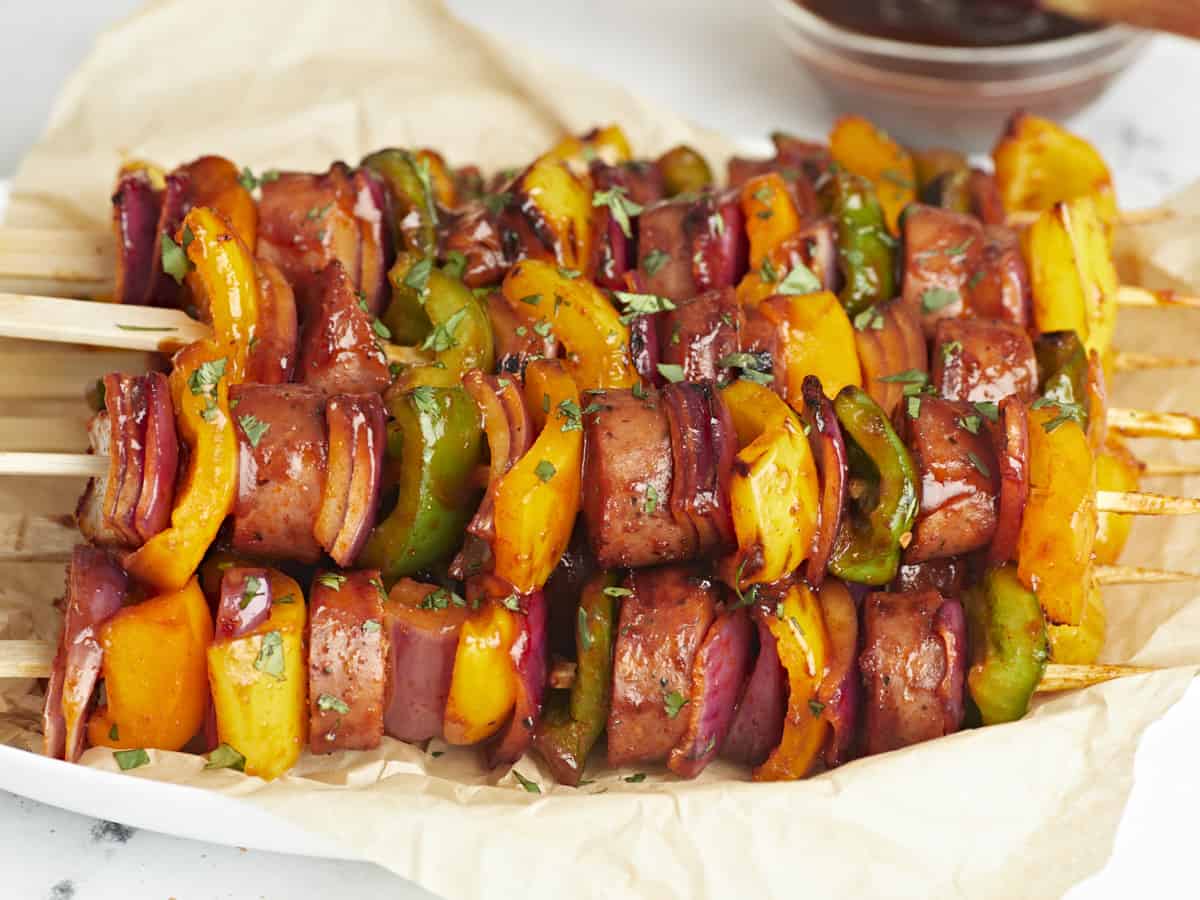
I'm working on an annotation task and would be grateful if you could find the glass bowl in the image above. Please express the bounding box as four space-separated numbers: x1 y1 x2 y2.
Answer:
770 0 1149 151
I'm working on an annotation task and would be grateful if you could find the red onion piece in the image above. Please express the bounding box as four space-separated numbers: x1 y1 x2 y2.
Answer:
662 382 736 554
935 597 967 735
707 384 738 549
721 610 787 767
309 570 389 753
353 168 393 317
111 171 163 307
148 171 191 308
43 547 127 761
296 260 390 396
101 374 145 547
215 567 273 641
384 579 470 742
968 169 1005 226
246 258 299 385
445 206 507 289
134 372 178 543
588 162 634 291
628 313 663 388
314 393 387 567
774 218 840 294
816 580 859 768
668 606 755 778
657 287 741 384
487 588 549 767
987 396 1030 565
801 375 847 587
690 190 747 292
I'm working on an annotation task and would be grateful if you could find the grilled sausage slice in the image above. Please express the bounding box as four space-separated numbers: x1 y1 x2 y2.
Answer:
932 318 1037 405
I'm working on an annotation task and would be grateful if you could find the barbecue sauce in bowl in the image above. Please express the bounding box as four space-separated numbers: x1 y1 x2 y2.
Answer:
803 0 1095 47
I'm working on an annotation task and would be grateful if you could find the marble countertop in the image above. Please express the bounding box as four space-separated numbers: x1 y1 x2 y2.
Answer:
2 2 1200 897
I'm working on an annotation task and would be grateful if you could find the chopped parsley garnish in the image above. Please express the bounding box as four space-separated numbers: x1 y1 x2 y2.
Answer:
719 352 774 385
958 414 982 435
644 484 659 515
967 450 991 478
973 401 999 422
906 395 922 419
602 586 633 598
946 236 975 258
663 690 689 719
557 267 581 280
254 631 286 680
777 262 821 296
624 773 647 784
108 723 119 741
512 769 541 794
880 169 914 190
483 191 512 216
237 414 270 448
411 385 441 418
238 167 261 192
161 232 192 285
306 202 333 221
412 156 439 226
114 748 150 771
534 459 557 482
316 573 347 591
578 606 593 651
557 398 584 432
443 251 467 280
642 249 670 277
1032 397 1086 432
878 369 928 386
656 363 685 383
274 594 296 605
808 699 826 718
853 306 885 331
532 318 554 338
317 694 350 715
500 593 522 612
187 357 227 396
240 574 265 610
420 587 466 610
613 290 677 324
372 317 392 340
941 340 962 364
403 257 434 297
420 307 469 352
205 742 247 772
921 287 960 314
363 619 382 634
115 324 176 332
519 293 541 306
760 258 778 284
592 186 643 239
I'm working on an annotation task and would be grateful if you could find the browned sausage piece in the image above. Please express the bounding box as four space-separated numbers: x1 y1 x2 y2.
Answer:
901 204 984 338
969 225 1032 328
607 566 718 767
230 384 327 563
904 397 998 563
383 579 469 743
658 287 741 384
860 590 966 756
309 569 389 753
932 317 1038 404
637 200 698 301
296 260 390 396
583 389 701 568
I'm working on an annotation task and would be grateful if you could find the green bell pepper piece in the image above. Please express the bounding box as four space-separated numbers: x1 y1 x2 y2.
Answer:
828 386 918 585
1034 330 1091 429
965 565 1049 725
361 149 439 257
532 573 617 786
657 146 714 197
359 386 483 583
384 254 494 387
824 167 896 317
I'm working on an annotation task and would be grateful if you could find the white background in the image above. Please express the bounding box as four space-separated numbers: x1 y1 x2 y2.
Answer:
2 2 1200 897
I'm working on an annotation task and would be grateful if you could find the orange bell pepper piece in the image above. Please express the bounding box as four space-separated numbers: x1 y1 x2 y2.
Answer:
541 124 632 174
756 291 862 404
88 578 213 753
501 259 638 391
1095 437 1141 566
179 155 258 251
125 208 260 592
828 115 916 234
754 581 829 781
491 359 584 593
735 173 807 308
516 158 594 271
1017 404 1096 627
1046 580 1106 665
414 148 458 208
443 596 519 745
207 570 308 779
1024 196 1119 360
992 113 1118 230
720 380 819 588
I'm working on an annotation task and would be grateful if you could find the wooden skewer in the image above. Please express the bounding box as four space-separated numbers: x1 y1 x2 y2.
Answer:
1034 663 1154 693
0 293 427 367
1108 408 1200 440
1140 461 1200 478
1005 207 1176 229
1095 490 1200 516
1113 285 1200 311
1113 350 1200 373
1093 564 1200 586
0 641 56 679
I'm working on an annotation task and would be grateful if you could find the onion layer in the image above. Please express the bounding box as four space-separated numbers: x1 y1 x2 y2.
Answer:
215 567 273 641
487 587 549 767
801 375 847 587
314 393 387 567
988 396 1030 565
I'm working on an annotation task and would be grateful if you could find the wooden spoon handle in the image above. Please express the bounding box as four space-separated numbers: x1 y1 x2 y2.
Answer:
1042 0 1200 39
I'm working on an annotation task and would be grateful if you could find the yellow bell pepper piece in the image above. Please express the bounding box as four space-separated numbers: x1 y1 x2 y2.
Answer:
491 360 584 593
443 598 519 745
517 158 594 271
828 115 916 234
1047 580 1106 665
758 291 862 404
88 578 213 753
501 259 638 391
180 156 258 253
721 380 819 588
541 124 632 174
755 581 829 781
1095 438 1141 566
1017 405 1096 627
207 570 308 780
414 148 458 207
1025 196 1119 360
125 208 260 592
992 113 1118 230
735 174 805 308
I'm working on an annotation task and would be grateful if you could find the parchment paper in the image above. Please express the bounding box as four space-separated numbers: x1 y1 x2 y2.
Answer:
3 1 1200 897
